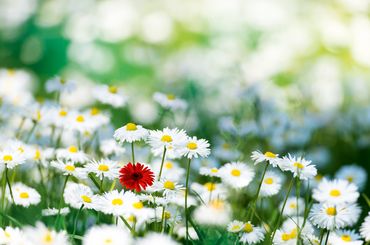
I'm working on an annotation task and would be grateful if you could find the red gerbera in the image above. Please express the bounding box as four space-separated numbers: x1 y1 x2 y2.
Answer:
119 162 154 192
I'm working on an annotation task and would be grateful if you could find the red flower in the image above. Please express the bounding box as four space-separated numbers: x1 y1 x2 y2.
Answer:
119 162 154 192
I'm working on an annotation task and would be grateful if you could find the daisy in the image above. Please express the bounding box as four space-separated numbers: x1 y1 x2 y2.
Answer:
251 150 280 167
114 123 148 143
309 203 361 230
128 201 154 225
8 182 41 207
153 92 187 111
0 147 26 169
66 112 96 134
45 76 76 93
23 222 70 245
51 159 86 178
193 199 231 226
335 164 367 190
42 207 70 216
227 220 244 233
312 178 359 205
45 106 70 128
83 225 133 245
199 166 220 177
191 182 227 202
84 159 120 180
329 230 363 245
100 139 126 156
93 84 128 108
281 197 305 217
214 142 240 161
282 217 314 238
279 154 317 180
179 136 211 159
56 145 89 163
152 179 184 198
147 128 188 159
96 190 136 216
63 183 97 209
151 159 184 182
360 212 370 241
239 222 265 245
273 228 298 245
0 226 22 244
260 171 283 197
88 107 110 128
219 162 255 188
119 163 155 192
137 232 179 245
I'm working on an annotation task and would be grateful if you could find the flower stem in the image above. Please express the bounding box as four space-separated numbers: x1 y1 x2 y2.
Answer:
1 170 6 225
250 162 269 219
72 204 84 238
271 177 294 241
100 175 104 194
158 146 167 181
5 167 14 203
324 230 330 245
25 121 37 143
55 175 70 229
131 142 135 164
185 158 192 244
119 216 134 234
161 206 166 233
296 177 301 245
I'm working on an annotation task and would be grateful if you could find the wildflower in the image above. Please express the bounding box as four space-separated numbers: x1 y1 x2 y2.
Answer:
0 147 26 169
83 225 133 245
23 222 70 245
191 182 227 202
114 123 148 143
360 212 370 241
193 199 231 226
219 162 255 188
42 207 70 216
8 182 41 207
63 183 97 209
180 136 211 159
96 190 136 216
151 159 184 181
100 139 126 156
251 150 280 167
66 112 96 134
227 220 244 233
214 142 240 161
45 76 76 93
84 159 120 180
137 232 180 245
56 145 89 163
119 163 154 192
93 84 128 108
280 197 305 217
259 171 283 197
199 166 220 177
335 164 367 190
312 178 359 205
329 229 363 245
239 221 265 245
279 154 317 180
153 92 187 111
147 128 187 158
51 159 86 178
0 226 22 244
152 179 184 198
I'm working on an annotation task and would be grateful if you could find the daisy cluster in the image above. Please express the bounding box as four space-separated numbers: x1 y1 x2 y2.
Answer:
0 69 369 245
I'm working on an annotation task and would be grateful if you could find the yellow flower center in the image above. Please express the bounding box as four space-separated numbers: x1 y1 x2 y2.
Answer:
18 147 24 153
163 181 175 190
330 189 341 197
167 94 175 100
76 115 85 122
264 151 277 158
125 123 137 131
289 203 297 209
34 149 41 160
111 198 123 206
204 182 216 191
341 235 351 242
164 211 171 219
293 162 304 169
289 228 297 238
326 207 337 216
43 232 53 243
165 162 173 169
230 169 241 177
187 142 198 150
36 110 42 121
59 110 67 117
68 146 78 153
231 225 240 231
210 200 224 210
128 215 136 222
4 231 11 238
244 223 253 233
346 176 353 183
65 165 75 171
19 192 29 199
222 143 230 149
133 202 144 209
90 107 100 116
282 233 291 241
98 164 109 172
3 155 13 161
264 177 274 185
210 168 218 173
161 135 173 142
81 195 92 203
104 238 112 244
108 86 118 94
315 174 323 181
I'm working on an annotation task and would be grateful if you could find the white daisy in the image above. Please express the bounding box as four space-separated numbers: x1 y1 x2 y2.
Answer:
273 228 298 245
8 182 41 207
51 159 86 178
83 225 133 245
56 145 89 163
309 203 361 230
335 164 367 190
151 179 184 198
360 212 370 241
44 106 70 128
239 221 265 245
191 182 227 203
84 159 120 180
251 150 280 167
0 226 23 244
282 217 314 238
45 76 76 93
260 171 283 197
147 128 188 159
96 190 137 216
42 207 70 216
63 182 97 209
153 92 187 111
281 197 305 217
199 166 220 177
179 136 211 159
219 162 255 188
214 142 240 161
312 178 359 205
23 222 70 245
137 232 179 245
329 229 363 245
66 112 96 134
114 123 148 143
93 85 127 108
151 159 184 182
193 199 231 226
100 139 126 156
279 154 317 180
227 220 244 233
88 107 110 128
0 147 26 169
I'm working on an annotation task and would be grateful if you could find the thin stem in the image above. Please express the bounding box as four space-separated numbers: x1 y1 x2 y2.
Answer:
271 177 294 241
1 170 6 225
250 163 269 219
100 175 104 194
15 117 25 139
25 122 37 143
157 146 167 181
55 175 70 228
296 177 301 245
185 158 192 244
72 204 84 238
161 206 166 233
119 216 134 233
319 229 325 244
131 142 135 164
324 230 330 245
5 167 14 203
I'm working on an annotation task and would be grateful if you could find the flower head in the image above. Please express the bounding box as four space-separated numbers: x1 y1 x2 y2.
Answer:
119 163 154 192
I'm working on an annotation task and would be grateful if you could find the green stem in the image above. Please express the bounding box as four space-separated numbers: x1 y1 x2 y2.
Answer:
25 121 37 143
131 142 135 164
296 177 301 245
72 204 84 238
157 146 167 181
119 216 134 234
55 175 70 228
15 117 25 139
324 230 330 245
250 163 269 219
271 177 294 241
1 170 6 225
5 167 14 203
100 175 104 194
185 158 192 244
319 229 325 244
161 206 166 233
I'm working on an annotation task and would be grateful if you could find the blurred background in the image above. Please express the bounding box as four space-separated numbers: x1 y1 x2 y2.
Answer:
1 0 370 184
